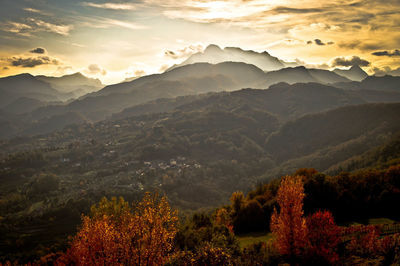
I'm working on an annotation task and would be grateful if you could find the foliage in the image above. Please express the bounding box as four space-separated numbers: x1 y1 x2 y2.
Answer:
168 243 234 266
305 210 340 264
270 175 308 260
57 193 178 265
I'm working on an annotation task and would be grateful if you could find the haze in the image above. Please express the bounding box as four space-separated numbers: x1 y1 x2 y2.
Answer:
0 0 399 84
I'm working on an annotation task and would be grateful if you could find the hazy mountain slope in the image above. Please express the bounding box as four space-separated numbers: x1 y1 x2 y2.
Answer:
114 82 366 123
0 74 64 107
308 68 351 83
326 132 400 174
36 72 103 98
22 112 87 136
30 62 268 121
3 97 46 114
333 65 368 81
260 66 351 88
335 75 400 92
265 103 400 163
96 62 266 97
169 44 286 72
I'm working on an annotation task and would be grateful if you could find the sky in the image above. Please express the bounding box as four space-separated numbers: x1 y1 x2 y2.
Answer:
0 0 399 84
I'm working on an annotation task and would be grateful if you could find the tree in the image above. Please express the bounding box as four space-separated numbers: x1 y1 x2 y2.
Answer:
230 191 244 215
270 175 307 263
58 193 178 265
306 210 340 264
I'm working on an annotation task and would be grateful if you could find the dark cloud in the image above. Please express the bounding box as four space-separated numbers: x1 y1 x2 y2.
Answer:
8 56 59 68
307 40 312 44
327 41 334 45
314 39 325 45
271 6 324 14
3 67 9 70
164 44 203 59
331 56 370 67
372 49 400 57
165 50 176 58
30 47 46 54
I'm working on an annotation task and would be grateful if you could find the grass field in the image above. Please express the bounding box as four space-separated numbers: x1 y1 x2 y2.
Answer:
236 232 273 248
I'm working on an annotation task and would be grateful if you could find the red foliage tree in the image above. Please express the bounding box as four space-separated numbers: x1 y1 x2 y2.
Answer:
306 210 340 264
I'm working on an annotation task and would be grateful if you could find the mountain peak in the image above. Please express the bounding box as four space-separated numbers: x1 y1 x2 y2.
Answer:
204 44 222 53
333 65 368 81
350 65 362 71
171 44 285 72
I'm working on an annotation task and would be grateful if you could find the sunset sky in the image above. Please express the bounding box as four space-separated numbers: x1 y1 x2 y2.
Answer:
0 0 399 84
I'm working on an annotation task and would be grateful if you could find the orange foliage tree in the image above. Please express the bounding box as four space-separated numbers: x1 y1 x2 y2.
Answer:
270 175 308 262
57 193 178 265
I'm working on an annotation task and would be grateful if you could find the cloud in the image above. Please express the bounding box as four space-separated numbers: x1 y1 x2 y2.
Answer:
372 49 400 57
271 6 324 14
7 56 59 68
372 66 400 76
164 44 204 59
314 39 325 45
30 47 46 54
29 18 72 36
54 66 73 76
86 64 107 75
338 41 388 51
82 2 137 10
3 67 9 70
331 56 370 67
23 8 42 13
309 39 334 46
133 70 146 77
104 19 147 30
3 18 73 36
294 58 330 69
159 64 170 72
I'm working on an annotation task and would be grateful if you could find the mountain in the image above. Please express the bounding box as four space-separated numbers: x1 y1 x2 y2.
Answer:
260 66 351 88
334 75 400 92
0 73 65 108
36 72 103 98
96 61 266 97
168 44 287 72
1 61 399 139
333 65 368 81
265 103 400 165
114 82 367 122
36 62 267 121
3 97 46 114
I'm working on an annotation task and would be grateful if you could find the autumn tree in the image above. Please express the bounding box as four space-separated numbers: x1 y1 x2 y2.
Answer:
58 193 178 265
306 210 340 264
230 191 244 215
270 175 307 264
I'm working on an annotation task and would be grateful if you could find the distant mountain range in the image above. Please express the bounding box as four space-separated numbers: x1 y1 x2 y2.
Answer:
168 44 288 72
36 72 103 97
0 44 398 140
0 72 103 115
